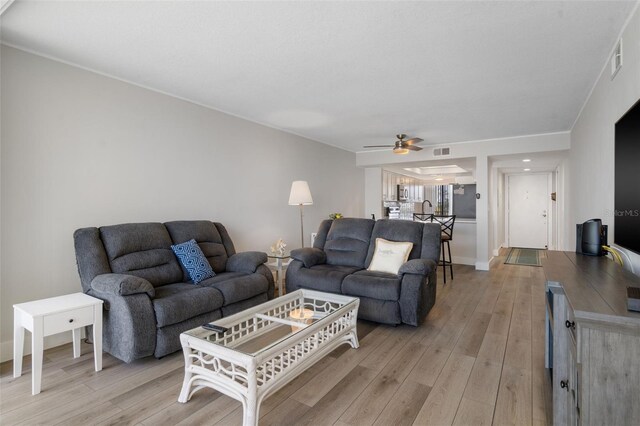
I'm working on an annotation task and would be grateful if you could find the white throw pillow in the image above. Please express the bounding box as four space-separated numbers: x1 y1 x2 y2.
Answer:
367 238 413 275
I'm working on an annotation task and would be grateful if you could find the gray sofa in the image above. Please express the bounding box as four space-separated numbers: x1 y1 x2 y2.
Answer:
286 218 440 326
74 220 274 362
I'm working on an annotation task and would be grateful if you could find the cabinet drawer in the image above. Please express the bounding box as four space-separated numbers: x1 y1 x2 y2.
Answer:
44 306 94 335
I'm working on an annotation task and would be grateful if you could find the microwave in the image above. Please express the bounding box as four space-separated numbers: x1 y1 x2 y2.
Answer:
397 185 409 201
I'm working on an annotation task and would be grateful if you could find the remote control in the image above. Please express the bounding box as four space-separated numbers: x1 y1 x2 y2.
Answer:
202 323 229 334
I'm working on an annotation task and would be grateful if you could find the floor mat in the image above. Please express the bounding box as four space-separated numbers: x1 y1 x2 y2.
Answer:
504 247 544 266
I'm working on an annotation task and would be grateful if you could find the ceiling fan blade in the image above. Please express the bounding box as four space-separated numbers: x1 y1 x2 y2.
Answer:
405 145 423 151
363 145 394 148
404 137 424 145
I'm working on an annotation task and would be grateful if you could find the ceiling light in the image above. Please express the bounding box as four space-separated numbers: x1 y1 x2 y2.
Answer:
403 165 468 175
435 177 444 181
524 168 531 171
393 147 409 155
523 159 531 162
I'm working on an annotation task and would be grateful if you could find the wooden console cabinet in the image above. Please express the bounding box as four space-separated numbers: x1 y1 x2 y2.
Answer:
544 251 640 425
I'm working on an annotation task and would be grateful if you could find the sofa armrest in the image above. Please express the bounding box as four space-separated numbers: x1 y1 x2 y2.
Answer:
398 259 436 277
91 274 155 298
290 248 326 268
87 289 157 362
226 251 268 274
398 260 438 326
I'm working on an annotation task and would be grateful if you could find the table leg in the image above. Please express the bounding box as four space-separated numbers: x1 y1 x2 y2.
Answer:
32 318 44 395
93 308 103 372
178 344 193 403
13 311 24 378
72 328 81 358
244 371 259 426
276 258 284 297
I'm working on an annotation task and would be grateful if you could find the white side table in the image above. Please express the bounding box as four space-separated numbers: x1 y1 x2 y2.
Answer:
13 292 103 395
267 253 291 297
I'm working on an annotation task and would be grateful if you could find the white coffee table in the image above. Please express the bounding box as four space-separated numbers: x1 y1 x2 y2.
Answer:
178 289 359 426
13 292 103 395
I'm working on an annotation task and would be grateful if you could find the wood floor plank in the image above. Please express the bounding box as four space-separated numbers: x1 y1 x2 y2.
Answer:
452 397 495 426
453 311 491 357
338 342 425 425
177 395 240 426
493 365 533 426
292 326 391 407
140 388 221 426
359 325 415 371
463 359 502 407
412 352 475 425
259 397 311 426
477 332 508 365
97 383 182 426
503 318 532 371
110 366 183 409
1 383 91 425
295 366 378 426
54 401 123 426
372 380 431 426
486 313 512 337
407 345 451 387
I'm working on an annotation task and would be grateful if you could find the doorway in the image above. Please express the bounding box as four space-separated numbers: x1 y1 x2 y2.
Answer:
507 173 550 249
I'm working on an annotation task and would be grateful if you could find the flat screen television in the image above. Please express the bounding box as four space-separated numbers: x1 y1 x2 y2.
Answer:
614 98 640 255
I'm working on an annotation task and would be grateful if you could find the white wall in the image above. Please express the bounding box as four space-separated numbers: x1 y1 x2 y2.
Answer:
0 46 364 360
568 3 640 273
364 167 383 219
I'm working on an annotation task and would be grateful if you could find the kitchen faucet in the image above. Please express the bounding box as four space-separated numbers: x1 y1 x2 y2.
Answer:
422 199 432 213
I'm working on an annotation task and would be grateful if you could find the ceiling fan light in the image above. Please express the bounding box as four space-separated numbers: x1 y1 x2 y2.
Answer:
393 147 409 155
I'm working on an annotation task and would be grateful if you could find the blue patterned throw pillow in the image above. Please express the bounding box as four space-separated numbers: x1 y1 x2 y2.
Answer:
171 239 215 284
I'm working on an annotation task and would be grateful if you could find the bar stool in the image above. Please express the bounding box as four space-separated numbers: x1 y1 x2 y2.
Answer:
432 215 456 284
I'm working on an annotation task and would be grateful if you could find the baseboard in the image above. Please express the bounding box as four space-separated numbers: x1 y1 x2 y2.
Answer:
0 331 81 363
475 260 491 271
452 256 476 266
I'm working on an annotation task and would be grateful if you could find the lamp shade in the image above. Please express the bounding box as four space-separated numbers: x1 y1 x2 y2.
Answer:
288 181 313 205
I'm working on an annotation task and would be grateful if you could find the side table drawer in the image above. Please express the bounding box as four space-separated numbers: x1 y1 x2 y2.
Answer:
44 306 94 335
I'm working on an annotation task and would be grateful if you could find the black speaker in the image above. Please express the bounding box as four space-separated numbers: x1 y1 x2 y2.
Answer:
576 219 608 256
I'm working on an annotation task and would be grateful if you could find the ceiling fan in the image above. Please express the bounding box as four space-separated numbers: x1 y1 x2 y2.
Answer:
363 134 424 154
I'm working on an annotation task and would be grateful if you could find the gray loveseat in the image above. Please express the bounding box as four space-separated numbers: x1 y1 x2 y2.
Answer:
286 218 440 326
74 220 274 362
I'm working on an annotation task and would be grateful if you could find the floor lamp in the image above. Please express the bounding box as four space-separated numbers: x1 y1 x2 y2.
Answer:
288 181 313 247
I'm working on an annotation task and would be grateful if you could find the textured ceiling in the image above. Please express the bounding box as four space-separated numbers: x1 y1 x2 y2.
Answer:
1 1 635 152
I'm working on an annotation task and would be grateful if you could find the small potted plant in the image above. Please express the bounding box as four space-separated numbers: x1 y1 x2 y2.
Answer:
329 213 343 220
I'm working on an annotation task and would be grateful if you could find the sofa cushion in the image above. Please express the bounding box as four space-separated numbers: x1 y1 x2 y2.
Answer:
324 218 375 268
342 269 401 301
365 220 424 267
171 239 215 284
152 283 224 327
199 272 269 305
367 238 413 274
100 223 183 287
165 221 230 275
290 264 362 294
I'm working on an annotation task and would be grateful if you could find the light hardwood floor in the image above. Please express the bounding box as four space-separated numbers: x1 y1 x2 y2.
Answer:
1 253 553 425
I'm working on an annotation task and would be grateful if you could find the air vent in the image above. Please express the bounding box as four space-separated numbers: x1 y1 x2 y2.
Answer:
433 147 451 157
611 39 622 79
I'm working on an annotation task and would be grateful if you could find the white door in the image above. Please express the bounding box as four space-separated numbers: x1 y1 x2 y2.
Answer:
508 174 549 249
